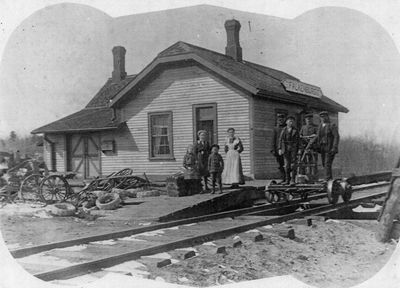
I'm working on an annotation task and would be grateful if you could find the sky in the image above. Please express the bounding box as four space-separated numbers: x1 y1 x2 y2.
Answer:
1 0 400 143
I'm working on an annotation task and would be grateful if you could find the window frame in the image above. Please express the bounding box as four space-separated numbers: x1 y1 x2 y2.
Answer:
148 111 174 160
274 108 288 126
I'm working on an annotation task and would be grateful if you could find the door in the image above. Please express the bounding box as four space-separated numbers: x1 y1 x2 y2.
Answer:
67 134 100 178
193 103 217 144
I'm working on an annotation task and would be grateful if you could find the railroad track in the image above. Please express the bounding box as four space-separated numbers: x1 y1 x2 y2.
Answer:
10 182 388 282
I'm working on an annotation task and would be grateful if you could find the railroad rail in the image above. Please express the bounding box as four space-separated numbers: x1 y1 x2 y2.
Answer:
10 181 387 259
10 182 388 281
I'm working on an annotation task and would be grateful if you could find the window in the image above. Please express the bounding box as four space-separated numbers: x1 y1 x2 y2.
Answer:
274 109 288 126
148 111 174 159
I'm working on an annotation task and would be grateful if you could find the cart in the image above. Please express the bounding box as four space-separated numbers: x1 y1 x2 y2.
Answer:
37 168 153 205
265 136 352 204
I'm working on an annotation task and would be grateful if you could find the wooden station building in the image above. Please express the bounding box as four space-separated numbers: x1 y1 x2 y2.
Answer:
32 19 348 180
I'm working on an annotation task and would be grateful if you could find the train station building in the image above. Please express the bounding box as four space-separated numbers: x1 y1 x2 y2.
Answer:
32 19 348 180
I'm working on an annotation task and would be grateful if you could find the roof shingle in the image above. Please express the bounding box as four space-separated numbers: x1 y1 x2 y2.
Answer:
31 107 120 134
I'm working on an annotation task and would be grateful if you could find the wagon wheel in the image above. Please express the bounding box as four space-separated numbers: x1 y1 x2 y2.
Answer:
265 190 280 203
326 179 340 205
39 175 69 204
341 181 352 203
19 174 42 201
114 168 133 176
265 190 274 203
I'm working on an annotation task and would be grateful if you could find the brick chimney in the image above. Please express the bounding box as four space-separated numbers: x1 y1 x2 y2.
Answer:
224 19 242 62
112 46 127 82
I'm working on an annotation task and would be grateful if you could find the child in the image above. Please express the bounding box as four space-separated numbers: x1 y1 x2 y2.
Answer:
194 130 211 193
208 144 224 194
182 144 200 195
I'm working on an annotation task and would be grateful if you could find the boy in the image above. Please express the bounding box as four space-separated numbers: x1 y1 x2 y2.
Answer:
208 144 224 194
278 115 299 185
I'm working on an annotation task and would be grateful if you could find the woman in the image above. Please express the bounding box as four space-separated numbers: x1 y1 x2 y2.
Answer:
194 130 211 192
222 128 245 188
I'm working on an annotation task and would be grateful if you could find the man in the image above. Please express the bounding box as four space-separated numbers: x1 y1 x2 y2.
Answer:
270 113 286 183
278 115 299 185
316 111 339 180
299 113 318 176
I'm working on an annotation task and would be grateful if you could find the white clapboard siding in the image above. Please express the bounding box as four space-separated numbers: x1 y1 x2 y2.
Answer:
101 65 251 177
43 134 65 172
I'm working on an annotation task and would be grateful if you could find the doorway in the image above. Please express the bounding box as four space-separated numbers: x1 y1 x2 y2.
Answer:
193 103 217 144
66 134 100 178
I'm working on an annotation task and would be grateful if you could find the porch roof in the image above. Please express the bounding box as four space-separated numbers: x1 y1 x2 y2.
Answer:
31 107 122 134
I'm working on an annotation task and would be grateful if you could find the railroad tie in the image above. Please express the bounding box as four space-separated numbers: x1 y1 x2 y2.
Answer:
183 250 196 259
233 240 242 248
287 218 313 226
254 233 264 242
275 227 296 240
157 259 172 268
216 246 227 254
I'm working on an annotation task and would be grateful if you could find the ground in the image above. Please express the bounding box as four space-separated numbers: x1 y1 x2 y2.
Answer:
141 220 395 288
0 202 396 288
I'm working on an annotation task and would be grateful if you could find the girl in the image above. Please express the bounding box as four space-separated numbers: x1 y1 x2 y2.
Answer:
221 128 245 188
182 144 200 195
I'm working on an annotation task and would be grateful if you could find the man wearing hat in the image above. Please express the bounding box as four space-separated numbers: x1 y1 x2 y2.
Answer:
278 115 299 185
270 113 286 183
315 111 339 180
299 113 318 176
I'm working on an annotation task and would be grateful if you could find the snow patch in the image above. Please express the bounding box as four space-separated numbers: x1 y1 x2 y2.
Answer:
183 223 196 227
18 254 81 267
176 247 198 252
104 260 149 276
142 252 172 259
245 229 261 233
136 230 165 237
353 205 381 213
119 235 147 242
7 243 21 249
54 245 87 252
202 241 217 246
164 226 179 230
91 239 117 245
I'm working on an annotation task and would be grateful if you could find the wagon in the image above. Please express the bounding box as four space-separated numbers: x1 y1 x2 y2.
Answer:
265 135 352 204
3 166 153 206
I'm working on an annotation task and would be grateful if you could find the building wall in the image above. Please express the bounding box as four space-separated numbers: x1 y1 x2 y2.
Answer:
100 64 251 177
252 97 305 179
43 134 65 172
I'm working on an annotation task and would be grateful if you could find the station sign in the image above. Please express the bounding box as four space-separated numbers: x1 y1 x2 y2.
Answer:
282 79 323 98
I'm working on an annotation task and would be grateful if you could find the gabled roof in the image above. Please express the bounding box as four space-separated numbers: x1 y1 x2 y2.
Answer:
110 41 348 113
32 40 348 134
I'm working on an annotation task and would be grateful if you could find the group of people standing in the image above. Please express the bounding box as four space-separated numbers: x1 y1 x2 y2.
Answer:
271 111 339 184
182 128 245 194
182 110 339 195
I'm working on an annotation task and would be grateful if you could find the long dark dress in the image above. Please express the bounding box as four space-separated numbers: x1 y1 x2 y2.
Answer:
194 140 211 177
